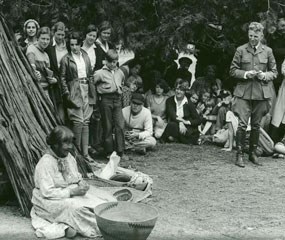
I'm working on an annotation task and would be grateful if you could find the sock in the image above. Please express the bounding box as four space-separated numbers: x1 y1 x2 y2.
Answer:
81 123 89 156
72 122 83 152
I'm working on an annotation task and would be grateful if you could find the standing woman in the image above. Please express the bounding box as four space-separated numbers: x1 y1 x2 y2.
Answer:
82 24 98 72
60 32 96 161
94 21 115 71
81 25 103 154
26 27 57 97
46 22 68 123
270 59 285 143
161 84 202 144
21 19 40 53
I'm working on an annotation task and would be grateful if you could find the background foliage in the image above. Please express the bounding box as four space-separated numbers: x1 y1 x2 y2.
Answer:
1 0 285 87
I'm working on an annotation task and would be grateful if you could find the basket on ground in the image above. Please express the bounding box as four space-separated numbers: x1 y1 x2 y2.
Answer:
94 201 158 240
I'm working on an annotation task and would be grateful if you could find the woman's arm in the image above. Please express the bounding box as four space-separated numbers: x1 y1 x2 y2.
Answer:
165 97 179 122
185 102 202 126
59 57 69 96
282 59 285 76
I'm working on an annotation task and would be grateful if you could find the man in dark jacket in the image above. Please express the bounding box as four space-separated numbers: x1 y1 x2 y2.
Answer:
229 22 277 167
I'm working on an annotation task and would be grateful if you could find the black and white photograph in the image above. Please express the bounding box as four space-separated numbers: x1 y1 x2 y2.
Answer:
0 0 285 239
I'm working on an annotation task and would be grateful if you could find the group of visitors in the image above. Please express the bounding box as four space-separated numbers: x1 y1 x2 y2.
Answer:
16 17 285 238
19 18 285 166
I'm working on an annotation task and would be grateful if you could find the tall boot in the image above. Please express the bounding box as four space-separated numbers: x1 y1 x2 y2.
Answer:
235 129 246 168
249 129 262 166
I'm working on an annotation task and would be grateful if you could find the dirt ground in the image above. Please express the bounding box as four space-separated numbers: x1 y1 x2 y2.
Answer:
1 142 285 240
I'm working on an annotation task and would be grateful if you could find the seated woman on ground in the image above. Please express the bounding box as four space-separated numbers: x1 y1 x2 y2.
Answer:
31 126 116 239
145 79 169 138
161 81 202 144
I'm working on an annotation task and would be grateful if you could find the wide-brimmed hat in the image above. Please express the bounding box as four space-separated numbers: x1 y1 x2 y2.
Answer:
131 93 144 105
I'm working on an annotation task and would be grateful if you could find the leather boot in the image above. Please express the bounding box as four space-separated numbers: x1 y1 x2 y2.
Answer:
235 129 246 168
236 146 245 167
249 130 262 166
249 144 263 166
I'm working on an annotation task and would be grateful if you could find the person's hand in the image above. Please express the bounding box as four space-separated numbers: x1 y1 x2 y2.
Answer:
179 122 187 135
78 180 90 192
176 116 183 122
34 70 41 81
203 115 209 120
47 77 57 84
197 104 205 113
256 71 266 81
156 116 164 124
245 70 257 79
128 131 139 140
70 186 88 197
64 94 79 109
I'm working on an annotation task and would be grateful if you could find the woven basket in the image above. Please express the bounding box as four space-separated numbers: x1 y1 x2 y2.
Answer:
94 202 158 240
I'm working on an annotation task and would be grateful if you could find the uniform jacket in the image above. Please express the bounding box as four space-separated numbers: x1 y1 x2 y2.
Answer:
229 43 277 100
60 50 96 107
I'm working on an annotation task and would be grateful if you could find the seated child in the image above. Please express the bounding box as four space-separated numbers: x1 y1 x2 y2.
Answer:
198 98 217 136
189 90 199 106
196 88 211 115
213 90 232 132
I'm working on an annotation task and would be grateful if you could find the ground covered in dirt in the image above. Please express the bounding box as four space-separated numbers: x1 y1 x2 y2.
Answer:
1 143 285 240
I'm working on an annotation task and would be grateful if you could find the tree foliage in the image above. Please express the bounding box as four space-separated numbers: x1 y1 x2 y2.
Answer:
1 0 285 80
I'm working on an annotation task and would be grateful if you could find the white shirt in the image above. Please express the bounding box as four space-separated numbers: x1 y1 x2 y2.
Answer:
82 43 96 70
71 52 87 79
174 96 188 119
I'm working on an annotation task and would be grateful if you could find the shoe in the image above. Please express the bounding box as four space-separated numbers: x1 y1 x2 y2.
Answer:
168 136 177 142
249 152 263 166
84 154 96 163
235 147 245 168
135 148 146 155
65 226 77 238
88 147 98 156
235 156 245 168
